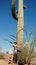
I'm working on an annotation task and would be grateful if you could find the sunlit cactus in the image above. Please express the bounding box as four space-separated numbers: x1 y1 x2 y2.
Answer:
11 0 26 20
11 0 18 20
11 0 36 65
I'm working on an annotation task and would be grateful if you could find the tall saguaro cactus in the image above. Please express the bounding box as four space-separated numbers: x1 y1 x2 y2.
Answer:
11 0 25 47
11 2 28 63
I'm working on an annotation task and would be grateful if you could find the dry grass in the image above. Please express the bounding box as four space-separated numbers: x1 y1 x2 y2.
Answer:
0 53 8 65
0 52 5 59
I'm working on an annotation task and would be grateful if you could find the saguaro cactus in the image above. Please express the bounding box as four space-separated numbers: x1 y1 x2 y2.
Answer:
11 0 26 20
11 0 26 48
11 0 27 65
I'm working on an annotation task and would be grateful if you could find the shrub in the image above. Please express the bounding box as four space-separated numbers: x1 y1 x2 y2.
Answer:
0 52 5 59
18 43 29 65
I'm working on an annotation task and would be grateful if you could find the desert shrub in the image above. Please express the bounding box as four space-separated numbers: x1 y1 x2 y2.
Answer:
0 52 5 59
18 43 29 65
26 41 35 64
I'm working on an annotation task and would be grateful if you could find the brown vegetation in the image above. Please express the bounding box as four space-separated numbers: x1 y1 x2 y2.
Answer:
0 52 36 65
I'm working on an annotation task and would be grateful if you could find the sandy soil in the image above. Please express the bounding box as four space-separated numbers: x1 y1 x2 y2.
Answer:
0 53 36 65
0 53 18 65
0 58 36 65
30 58 36 65
0 59 18 65
0 59 8 65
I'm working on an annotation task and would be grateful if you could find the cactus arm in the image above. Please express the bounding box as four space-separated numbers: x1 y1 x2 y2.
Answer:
11 0 26 20
11 0 18 20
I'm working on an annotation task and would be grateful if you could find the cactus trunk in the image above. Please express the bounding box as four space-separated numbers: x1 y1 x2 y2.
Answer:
17 0 24 48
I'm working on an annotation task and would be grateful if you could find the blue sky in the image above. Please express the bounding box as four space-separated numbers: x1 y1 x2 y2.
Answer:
0 0 36 52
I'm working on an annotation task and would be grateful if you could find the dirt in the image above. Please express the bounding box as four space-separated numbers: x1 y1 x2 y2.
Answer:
0 59 8 65
0 53 36 65
0 58 36 65
0 53 18 65
30 58 36 65
0 59 18 65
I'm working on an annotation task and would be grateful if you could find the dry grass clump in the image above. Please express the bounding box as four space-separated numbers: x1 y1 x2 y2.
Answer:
18 43 29 65
0 52 8 61
0 52 5 59
18 41 35 65
4 53 8 61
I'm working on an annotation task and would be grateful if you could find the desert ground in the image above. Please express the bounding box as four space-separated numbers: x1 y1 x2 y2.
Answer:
0 59 8 65
0 59 18 65
0 53 36 65
0 53 18 65
0 58 36 65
